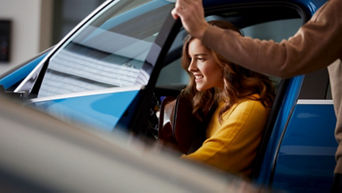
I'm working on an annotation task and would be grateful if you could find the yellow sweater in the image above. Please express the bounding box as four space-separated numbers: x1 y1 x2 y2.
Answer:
182 98 269 177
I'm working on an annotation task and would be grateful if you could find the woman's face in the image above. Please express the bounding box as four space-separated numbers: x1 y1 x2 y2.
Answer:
187 39 223 91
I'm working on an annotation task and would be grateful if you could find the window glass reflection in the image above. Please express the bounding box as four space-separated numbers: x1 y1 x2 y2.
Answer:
38 0 173 98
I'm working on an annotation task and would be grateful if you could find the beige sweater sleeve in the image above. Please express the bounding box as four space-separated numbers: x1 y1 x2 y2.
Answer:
202 0 342 78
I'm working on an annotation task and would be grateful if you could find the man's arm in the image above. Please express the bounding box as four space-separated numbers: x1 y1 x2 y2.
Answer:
173 0 342 78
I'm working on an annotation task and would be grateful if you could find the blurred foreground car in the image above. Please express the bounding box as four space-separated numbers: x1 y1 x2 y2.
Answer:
0 95 267 193
0 0 336 192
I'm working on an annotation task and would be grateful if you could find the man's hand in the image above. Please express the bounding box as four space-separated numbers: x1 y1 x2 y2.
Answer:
171 0 209 40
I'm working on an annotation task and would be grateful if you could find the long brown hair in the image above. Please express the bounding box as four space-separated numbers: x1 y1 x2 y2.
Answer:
182 20 275 121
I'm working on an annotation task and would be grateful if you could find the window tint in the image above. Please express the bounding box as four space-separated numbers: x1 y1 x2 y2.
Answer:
242 18 302 88
241 18 301 42
38 0 173 98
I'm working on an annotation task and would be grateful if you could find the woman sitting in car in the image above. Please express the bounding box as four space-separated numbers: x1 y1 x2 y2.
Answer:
177 20 275 177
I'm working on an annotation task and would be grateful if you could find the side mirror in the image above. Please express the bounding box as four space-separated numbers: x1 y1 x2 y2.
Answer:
0 85 29 100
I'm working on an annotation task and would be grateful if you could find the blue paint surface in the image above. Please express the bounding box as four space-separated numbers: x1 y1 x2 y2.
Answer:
32 90 140 132
256 76 304 185
272 104 337 193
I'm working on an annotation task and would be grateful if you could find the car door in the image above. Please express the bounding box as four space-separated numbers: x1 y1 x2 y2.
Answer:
6 0 178 134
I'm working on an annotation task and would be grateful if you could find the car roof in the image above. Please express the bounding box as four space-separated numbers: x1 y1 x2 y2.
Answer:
202 0 326 14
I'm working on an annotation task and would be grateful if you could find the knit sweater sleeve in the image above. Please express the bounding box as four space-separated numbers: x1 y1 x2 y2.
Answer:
182 100 268 176
201 0 342 78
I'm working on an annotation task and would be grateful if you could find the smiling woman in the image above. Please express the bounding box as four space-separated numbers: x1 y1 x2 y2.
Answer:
176 20 275 177
187 38 224 91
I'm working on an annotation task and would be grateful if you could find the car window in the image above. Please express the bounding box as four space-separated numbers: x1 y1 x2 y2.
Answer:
37 0 174 98
156 18 302 89
241 18 302 88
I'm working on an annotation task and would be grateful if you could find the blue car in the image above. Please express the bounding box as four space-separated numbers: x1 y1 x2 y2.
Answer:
0 0 336 192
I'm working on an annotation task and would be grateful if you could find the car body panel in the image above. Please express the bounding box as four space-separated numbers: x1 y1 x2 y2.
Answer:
273 101 337 192
256 76 304 184
30 87 141 131
203 0 326 14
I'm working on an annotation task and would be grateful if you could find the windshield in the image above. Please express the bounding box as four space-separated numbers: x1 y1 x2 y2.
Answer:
38 0 174 98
